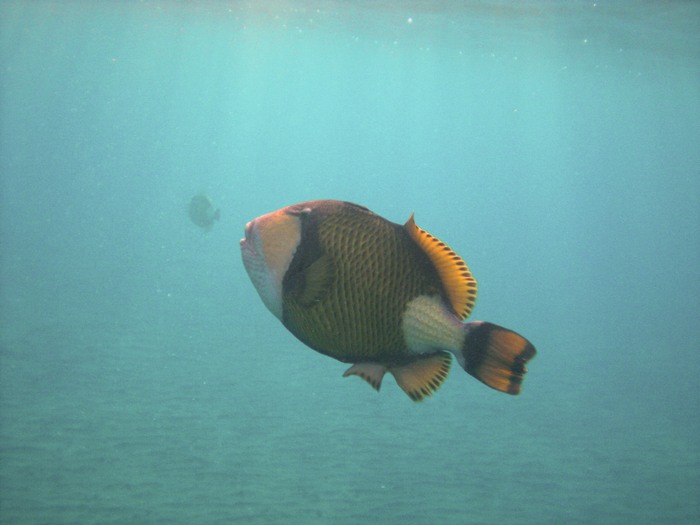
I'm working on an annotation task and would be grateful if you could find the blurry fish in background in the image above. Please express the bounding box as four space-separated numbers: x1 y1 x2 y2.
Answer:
189 194 220 230
240 199 536 402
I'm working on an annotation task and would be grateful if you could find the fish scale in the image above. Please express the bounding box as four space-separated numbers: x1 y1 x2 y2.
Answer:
282 204 441 364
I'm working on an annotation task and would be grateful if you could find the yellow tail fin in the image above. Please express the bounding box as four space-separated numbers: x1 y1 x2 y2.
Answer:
460 322 536 395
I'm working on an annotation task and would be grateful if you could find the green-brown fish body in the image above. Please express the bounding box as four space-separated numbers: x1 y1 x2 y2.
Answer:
189 194 220 229
240 200 535 401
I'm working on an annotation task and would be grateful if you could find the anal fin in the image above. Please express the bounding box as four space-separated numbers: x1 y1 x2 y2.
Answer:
390 352 452 402
343 363 387 392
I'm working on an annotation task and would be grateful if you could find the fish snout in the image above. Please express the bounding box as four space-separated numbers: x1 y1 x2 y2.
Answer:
240 220 256 245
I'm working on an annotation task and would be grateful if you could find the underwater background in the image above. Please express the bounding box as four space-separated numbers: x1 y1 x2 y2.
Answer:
1 1 698 523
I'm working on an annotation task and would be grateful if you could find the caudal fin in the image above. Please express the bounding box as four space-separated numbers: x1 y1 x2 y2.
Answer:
459 322 536 395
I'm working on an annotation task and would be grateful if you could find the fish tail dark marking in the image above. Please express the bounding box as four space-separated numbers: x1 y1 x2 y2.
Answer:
461 322 536 395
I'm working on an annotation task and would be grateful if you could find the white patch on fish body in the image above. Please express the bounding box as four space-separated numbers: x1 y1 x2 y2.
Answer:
401 294 465 356
240 213 302 320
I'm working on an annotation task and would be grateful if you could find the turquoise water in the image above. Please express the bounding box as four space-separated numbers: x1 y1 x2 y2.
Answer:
1 1 698 523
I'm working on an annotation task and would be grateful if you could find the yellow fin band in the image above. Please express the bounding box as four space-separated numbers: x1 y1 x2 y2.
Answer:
390 351 452 402
404 214 477 321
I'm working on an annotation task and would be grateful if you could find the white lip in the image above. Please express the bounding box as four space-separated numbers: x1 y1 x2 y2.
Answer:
240 220 255 247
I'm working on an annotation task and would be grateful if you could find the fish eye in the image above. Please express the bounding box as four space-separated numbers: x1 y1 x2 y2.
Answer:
288 206 312 218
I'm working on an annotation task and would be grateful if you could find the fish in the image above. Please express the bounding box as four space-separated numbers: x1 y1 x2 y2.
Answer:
189 194 220 229
240 200 536 401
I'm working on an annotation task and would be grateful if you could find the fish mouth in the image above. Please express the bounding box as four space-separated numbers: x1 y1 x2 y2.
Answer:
240 220 262 262
240 220 254 247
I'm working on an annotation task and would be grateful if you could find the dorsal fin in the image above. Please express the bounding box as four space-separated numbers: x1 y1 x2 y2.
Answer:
390 352 452 402
404 214 478 320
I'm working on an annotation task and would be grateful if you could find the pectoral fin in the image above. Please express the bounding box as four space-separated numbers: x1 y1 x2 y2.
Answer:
297 253 335 306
